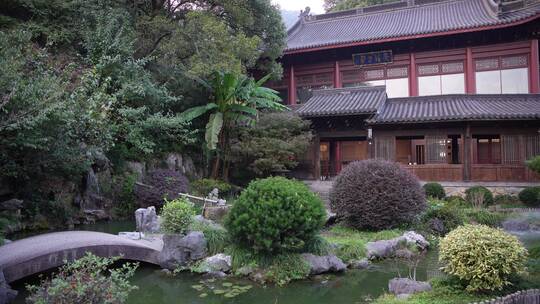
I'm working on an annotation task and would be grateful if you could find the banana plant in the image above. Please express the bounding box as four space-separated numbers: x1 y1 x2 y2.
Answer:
180 71 287 178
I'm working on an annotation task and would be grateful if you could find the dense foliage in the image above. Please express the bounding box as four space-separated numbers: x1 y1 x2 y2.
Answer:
160 198 195 234
190 179 233 197
526 155 540 174
423 183 446 199
465 186 494 208
26 253 138 304
134 169 189 207
225 177 326 254
231 111 313 178
439 225 528 292
329 160 426 230
421 203 464 236
518 186 540 207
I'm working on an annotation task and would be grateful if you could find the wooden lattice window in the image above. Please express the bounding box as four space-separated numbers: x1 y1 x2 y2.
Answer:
425 136 448 164
501 135 521 165
375 136 395 161
524 135 540 160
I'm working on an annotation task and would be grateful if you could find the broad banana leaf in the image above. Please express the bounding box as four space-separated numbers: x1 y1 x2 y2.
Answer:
205 112 223 150
179 103 218 121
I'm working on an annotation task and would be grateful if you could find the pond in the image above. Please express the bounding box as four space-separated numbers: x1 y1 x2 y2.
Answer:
8 218 540 304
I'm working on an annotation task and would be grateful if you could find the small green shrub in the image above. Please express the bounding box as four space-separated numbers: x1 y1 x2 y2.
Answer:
225 177 326 254
518 186 540 207
303 235 333 256
421 205 464 236
423 182 446 199
465 186 493 208
493 194 521 207
526 155 540 174
189 220 229 255
439 225 528 292
190 178 233 197
445 196 469 208
26 253 138 304
464 209 505 227
264 253 310 286
330 160 426 230
160 198 195 234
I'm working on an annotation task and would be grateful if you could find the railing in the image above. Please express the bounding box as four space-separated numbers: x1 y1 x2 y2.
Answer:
470 289 540 304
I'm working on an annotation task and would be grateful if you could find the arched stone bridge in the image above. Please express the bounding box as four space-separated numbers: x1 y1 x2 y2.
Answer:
0 231 162 283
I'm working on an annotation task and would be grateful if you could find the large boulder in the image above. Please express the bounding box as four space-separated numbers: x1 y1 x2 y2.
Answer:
402 231 429 250
365 238 402 260
202 205 230 223
301 253 347 275
135 206 160 233
199 254 232 273
388 278 431 297
0 269 17 304
158 232 207 270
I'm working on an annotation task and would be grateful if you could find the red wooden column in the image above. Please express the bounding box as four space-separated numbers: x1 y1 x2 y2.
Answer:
333 141 342 176
463 123 472 182
409 53 418 96
530 39 539 93
288 65 297 105
334 61 342 88
465 47 476 94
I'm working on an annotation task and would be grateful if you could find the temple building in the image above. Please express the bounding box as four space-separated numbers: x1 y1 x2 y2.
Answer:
272 0 540 182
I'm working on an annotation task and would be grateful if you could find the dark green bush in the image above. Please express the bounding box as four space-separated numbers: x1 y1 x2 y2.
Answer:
134 169 189 207
329 160 426 230
421 205 464 236
225 177 326 254
423 182 446 199
445 195 469 208
465 186 493 207
190 178 232 197
464 209 505 227
493 194 521 207
526 156 540 174
518 187 540 207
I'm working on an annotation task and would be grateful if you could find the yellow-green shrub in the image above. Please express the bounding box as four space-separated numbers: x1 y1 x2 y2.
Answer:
439 225 527 292
160 198 195 234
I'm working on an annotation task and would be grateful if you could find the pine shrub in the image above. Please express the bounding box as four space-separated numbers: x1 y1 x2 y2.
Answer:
423 182 446 199
518 186 540 207
329 160 426 230
225 177 326 254
439 225 528 292
160 198 195 234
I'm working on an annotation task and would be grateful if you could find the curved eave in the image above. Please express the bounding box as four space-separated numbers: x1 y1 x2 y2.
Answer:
284 14 540 55
367 116 540 125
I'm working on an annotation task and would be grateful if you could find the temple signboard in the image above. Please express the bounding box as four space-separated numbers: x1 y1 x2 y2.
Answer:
352 50 393 66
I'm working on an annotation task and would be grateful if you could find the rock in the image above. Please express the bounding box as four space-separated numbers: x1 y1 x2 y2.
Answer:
0 199 22 211
199 254 232 273
203 205 230 223
0 269 17 304
236 266 254 276
301 253 347 275
135 206 160 233
388 278 431 296
325 210 337 225
118 232 144 240
125 161 145 181
83 209 110 222
248 270 266 284
502 219 530 232
428 218 446 235
402 231 429 250
203 271 227 279
365 238 402 260
349 258 371 269
158 232 207 270
394 249 415 260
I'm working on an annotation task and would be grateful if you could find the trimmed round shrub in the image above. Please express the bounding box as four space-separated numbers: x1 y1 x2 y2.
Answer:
329 160 426 230
439 225 528 292
225 177 326 254
421 205 464 236
518 186 540 207
423 182 446 199
160 198 195 234
465 186 493 207
134 169 189 207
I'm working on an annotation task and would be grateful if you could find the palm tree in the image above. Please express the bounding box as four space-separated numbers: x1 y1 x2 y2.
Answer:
181 71 287 179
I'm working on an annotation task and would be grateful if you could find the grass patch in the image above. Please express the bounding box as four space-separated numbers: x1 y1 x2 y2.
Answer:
189 221 229 255
321 225 403 262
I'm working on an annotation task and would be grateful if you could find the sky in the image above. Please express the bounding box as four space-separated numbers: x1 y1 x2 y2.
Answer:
271 0 325 14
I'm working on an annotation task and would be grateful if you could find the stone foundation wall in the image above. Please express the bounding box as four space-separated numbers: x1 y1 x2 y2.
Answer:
444 185 526 197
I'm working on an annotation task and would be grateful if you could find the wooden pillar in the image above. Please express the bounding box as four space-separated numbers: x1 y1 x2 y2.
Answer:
333 141 342 175
288 66 297 105
463 123 472 181
466 47 476 94
530 39 539 93
334 61 342 88
368 127 375 159
409 53 418 96
313 136 321 180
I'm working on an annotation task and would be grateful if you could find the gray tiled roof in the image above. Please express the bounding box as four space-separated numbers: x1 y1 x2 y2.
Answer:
296 86 387 117
286 0 540 51
370 94 540 124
